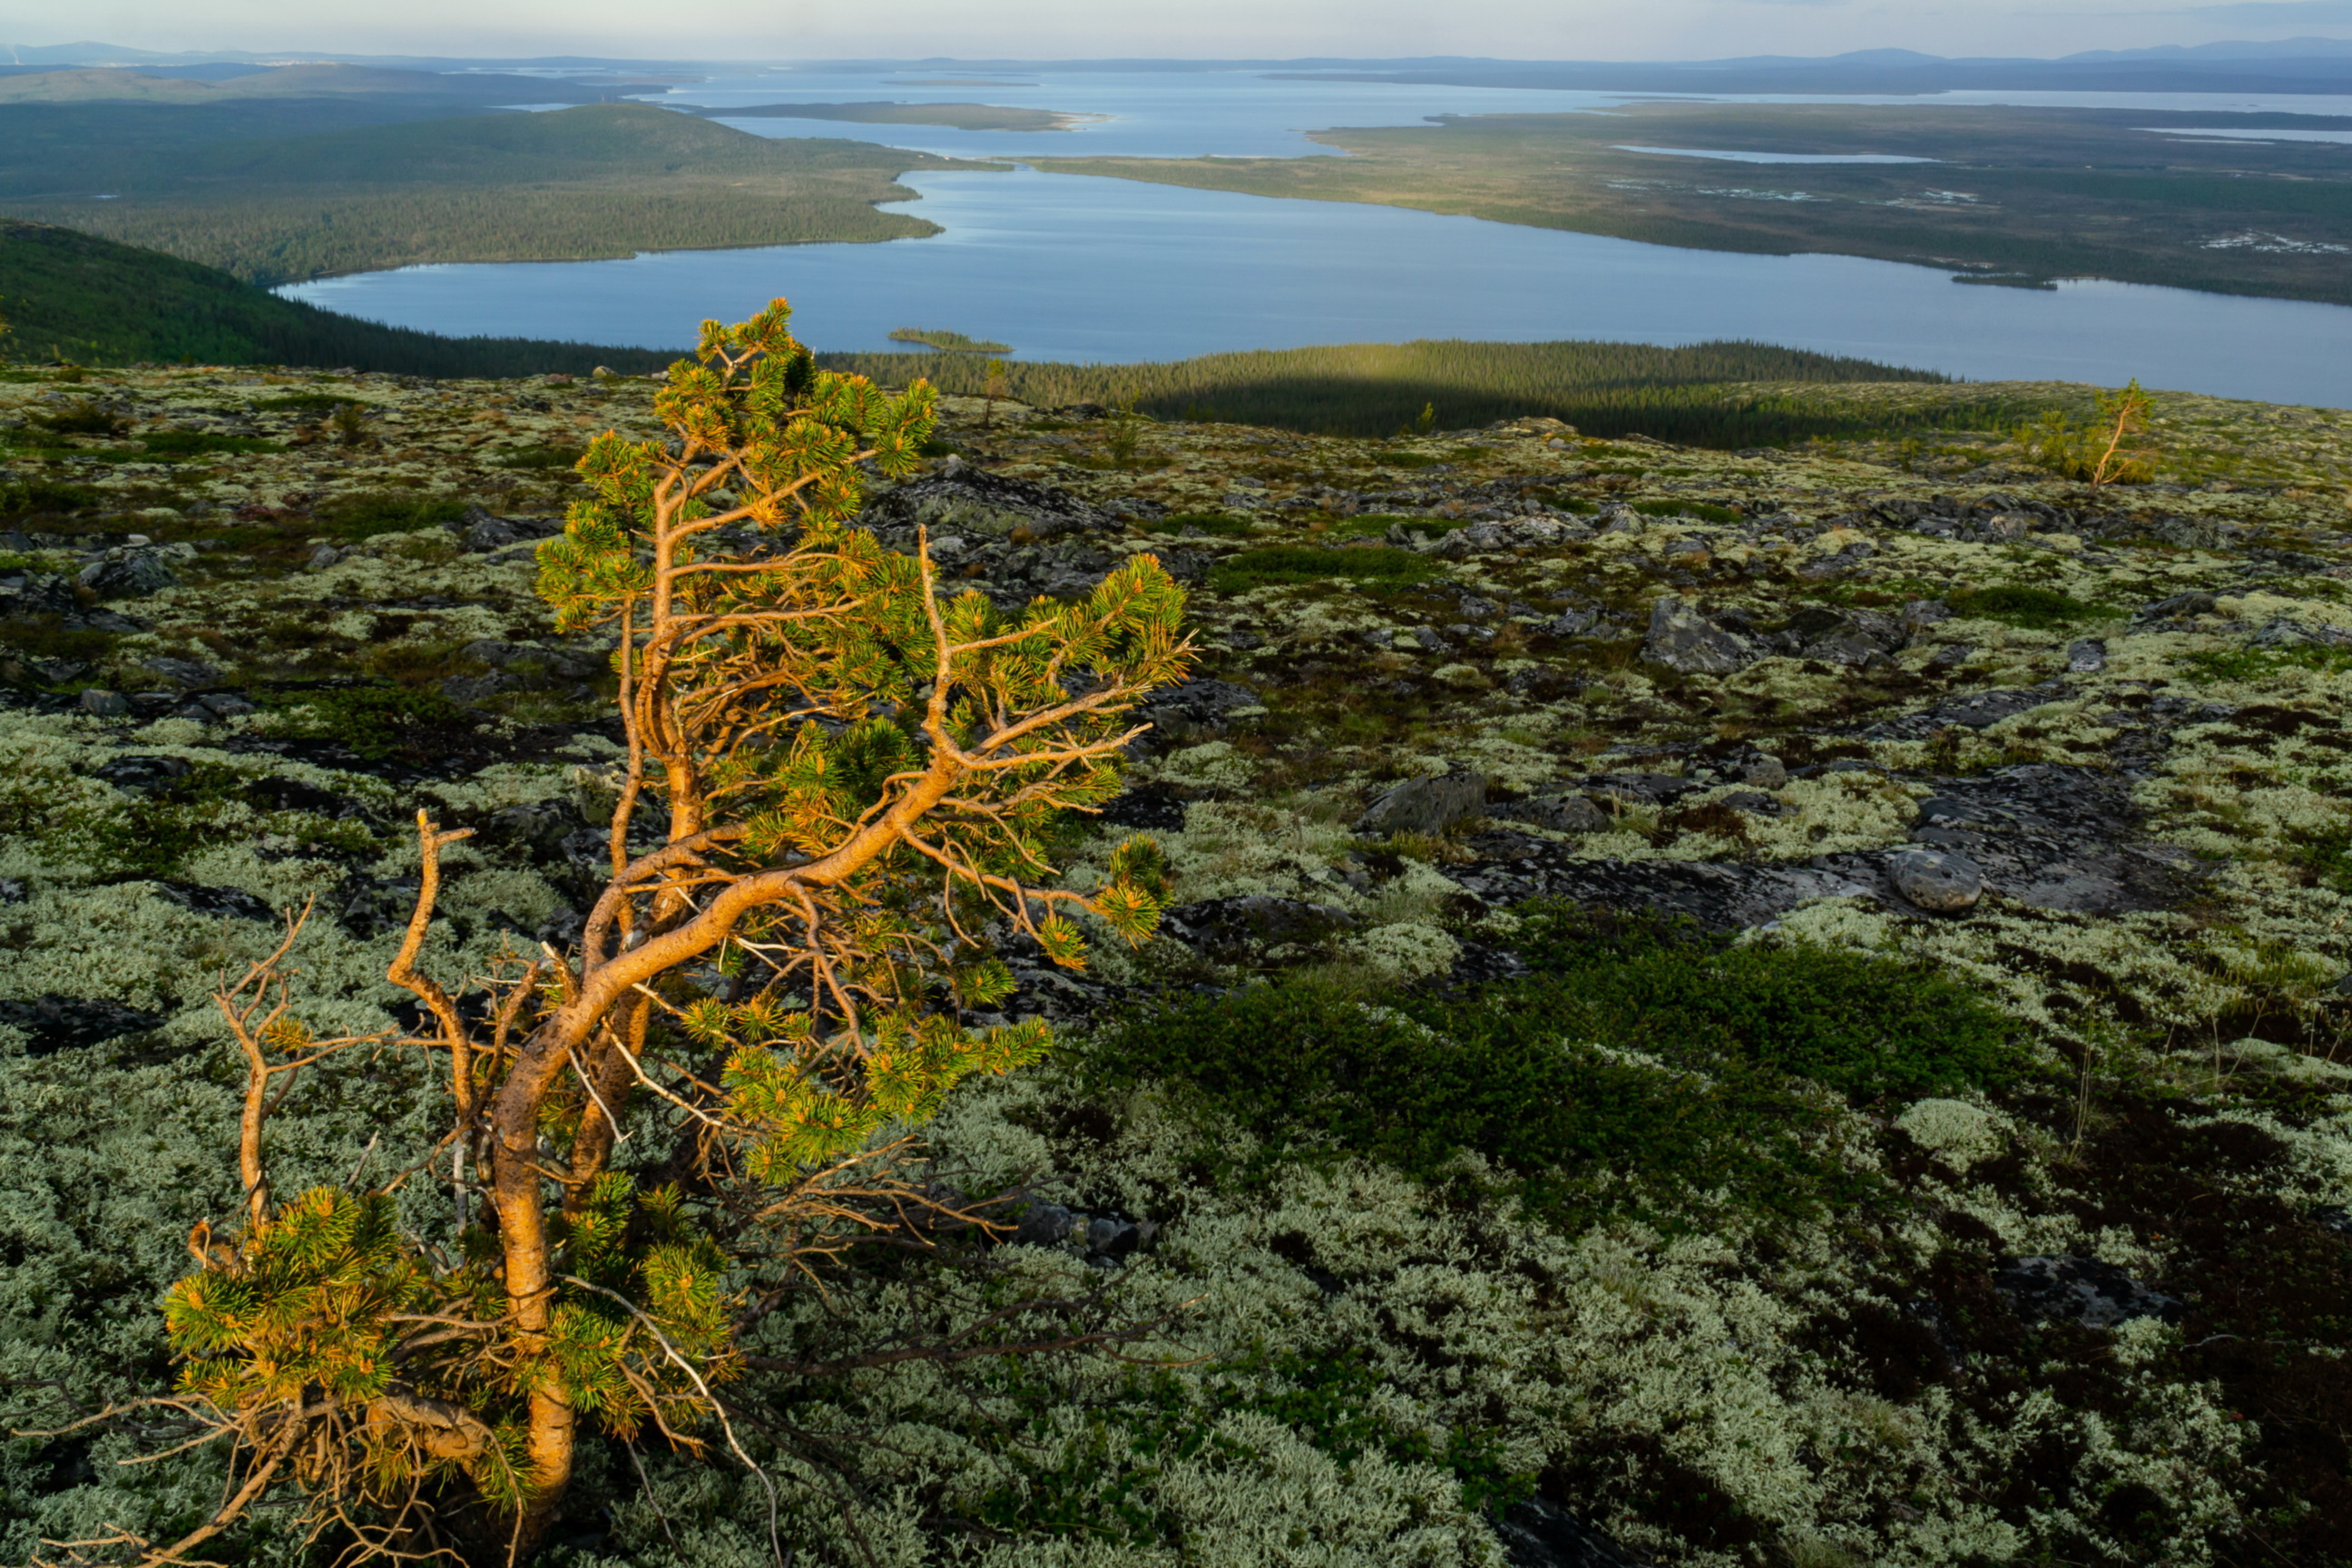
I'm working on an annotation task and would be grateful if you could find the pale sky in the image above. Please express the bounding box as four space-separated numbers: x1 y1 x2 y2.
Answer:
1 0 2347 65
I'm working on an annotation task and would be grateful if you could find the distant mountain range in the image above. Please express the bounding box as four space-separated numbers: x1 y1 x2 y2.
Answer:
7 39 2352 97
9 39 2352 72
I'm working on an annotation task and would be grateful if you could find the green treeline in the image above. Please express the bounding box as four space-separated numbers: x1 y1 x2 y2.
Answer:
0 103 974 286
12 186 937 288
0 220 674 376
818 338 2041 446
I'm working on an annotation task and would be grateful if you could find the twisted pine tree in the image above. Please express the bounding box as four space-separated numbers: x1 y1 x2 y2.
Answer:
143 299 1191 1565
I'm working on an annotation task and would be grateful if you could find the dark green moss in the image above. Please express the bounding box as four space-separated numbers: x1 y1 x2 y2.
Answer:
1207 545 1438 594
311 490 467 542
1947 584 2120 630
1493 904 2022 1097
266 682 482 762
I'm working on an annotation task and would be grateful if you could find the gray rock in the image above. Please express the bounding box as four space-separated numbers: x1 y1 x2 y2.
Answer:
1914 796 1970 826
1718 789 1784 817
1162 896 1357 958
1544 608 1600 638
464 515 519 551
142 656 218 689
1889 848 1984 912
1012 1203 1073 1249
864 468 1109 544
2133 591 2218 622
77 553 176 598
1900 598 1955 633
149 879 275 922
0 572 80 619
1740 754 1788 789
1356 771 1488 836
442 672 519 703
2065 639 2107 673
1578 772 1700 808
0 995 167 1055
77 688 131 717
1137 678 1263 747
1640 597 1753 675
197 692 256 719
306 544 344 571
1494 1498 1647 1568
1489 794 1608 834
1994 1255 2187 1329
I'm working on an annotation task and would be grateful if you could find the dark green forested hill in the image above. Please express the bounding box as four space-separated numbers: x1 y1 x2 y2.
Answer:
0 220 676 374
0 102 975 285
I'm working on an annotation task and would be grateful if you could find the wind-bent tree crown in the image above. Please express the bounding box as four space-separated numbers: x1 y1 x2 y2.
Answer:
62 299 1193 1568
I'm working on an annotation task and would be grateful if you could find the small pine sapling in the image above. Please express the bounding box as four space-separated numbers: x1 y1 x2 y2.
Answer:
73 299 1191 1566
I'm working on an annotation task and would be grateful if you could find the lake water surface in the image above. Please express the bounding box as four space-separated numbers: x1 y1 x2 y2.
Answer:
282 69 2352 407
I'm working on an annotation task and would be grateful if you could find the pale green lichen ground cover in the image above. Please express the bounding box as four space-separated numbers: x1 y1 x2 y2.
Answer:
1 365 2349 1565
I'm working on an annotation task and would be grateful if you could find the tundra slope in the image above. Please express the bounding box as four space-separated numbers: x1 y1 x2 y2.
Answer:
1 365 2349 1567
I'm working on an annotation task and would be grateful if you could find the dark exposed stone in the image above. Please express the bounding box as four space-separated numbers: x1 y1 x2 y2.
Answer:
1577 773 1700 809
1137 678 1263 748
1162 896 1357 958
864 467 1110 544
0 995 168 1055
246 775 359 817
1994 1255 2187 1329
142 656 218 689
147 879 276 921
76 553 176 598
95 754 190 791
1012 1202 1073 1248
1640 596 1753 674
1356 771 1488 836
334 873 423 939
2133 592 2219 622
1099 783 1189 830
0 572 80 619
1888 848 1984 912
1490 794 1609 833
1495 1499 1649 1568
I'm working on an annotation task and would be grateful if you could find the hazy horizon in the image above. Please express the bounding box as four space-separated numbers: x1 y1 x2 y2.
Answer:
5 0 2352 74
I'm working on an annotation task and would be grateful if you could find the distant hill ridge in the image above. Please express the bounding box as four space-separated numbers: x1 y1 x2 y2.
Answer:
0 219 675 376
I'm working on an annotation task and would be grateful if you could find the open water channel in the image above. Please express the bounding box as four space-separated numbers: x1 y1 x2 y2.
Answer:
281 68 2352 405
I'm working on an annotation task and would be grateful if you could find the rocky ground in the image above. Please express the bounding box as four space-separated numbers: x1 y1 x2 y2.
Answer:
2 362 2349 1567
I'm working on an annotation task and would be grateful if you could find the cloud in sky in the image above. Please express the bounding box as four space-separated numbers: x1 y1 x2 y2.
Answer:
0 0 2340 64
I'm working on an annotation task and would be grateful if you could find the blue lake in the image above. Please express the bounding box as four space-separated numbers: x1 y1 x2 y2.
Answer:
281 69 2352 407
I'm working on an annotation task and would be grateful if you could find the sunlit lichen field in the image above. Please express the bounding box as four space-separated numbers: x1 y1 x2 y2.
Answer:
3 361 2348 1566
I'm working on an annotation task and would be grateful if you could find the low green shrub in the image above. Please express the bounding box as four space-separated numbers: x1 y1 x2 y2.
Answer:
32 398 128 437
267 682 481 762
138 430 282 458
489 442 588 471
1207 545 1437 594
1946 584 2119 630
1073 979 1871 1233
311 490 467 542
1488 905 2022 1098
2183 644 2352 684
